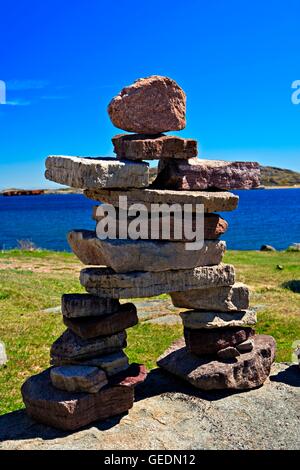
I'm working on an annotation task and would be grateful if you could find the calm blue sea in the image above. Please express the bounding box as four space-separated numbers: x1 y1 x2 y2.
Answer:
0 189 299 251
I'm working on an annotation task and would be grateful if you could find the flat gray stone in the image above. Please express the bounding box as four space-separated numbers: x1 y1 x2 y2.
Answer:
51 351 130 377
154 158 260 190
80 264 235 299
180 310 257 329
50 366 108 393
157 335 276 390
45 155 149 189
84 188 239 212
144 314 181 325
171 282 249 311
68 230 226 272
0 341 7 366
50 329 127 362
62 294 120 318
0 363 299 449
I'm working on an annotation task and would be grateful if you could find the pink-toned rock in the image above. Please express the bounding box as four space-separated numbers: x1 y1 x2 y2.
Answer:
92 208 228 241
217 346 240 360
108 76 186 134
112 134 197 160
154 158 260 190
22 364 147 430
157 335 276 390
63 303 138 339
184 327 255 356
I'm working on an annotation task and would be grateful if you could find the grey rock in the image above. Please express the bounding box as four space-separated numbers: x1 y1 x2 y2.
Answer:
157 335 276 390
45 155 149 189
180 310 257 329
144 314 181 325
237 339 254 352
0 341 7 366
84 188 239 213
80 264 235 299
51 351 130 377
62 294 120 318
287 243 300 251
260 244 276 252
171 282 249 311
68 230 226 272
50 366 108 393
1 363 299 449
50 329 127 362
217 346 240 360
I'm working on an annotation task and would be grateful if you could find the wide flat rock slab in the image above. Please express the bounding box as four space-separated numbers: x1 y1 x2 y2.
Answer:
180 309 257 329
154 158 260 190
0 363 299 449
92 209 228 241
20 364 146 431
50 330 127 362
112 134 197 160
45 156 149 189
80 264 235 299
157 335 275 390
171 282 249 311
84 188 239 212
51 350 130 377
68 230 226 272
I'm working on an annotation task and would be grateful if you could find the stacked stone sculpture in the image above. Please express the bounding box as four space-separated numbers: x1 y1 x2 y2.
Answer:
22 75 276 430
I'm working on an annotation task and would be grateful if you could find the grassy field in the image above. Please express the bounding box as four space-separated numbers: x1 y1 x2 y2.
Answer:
0 249 299 415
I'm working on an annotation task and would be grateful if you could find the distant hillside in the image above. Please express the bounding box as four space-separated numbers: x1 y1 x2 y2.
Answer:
260 166 300 187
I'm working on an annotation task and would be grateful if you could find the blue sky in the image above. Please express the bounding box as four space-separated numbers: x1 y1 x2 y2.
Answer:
0 0 300 188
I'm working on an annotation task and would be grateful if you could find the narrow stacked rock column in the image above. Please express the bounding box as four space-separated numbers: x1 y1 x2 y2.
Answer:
22 292 146 430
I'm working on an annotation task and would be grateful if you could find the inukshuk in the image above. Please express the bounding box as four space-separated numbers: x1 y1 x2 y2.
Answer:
21 76 276 431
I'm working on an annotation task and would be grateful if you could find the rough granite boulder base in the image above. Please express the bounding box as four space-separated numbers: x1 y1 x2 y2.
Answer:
63 303 138 339
45 156 149 189
154 158 260 190
80 264 235 299
84 188 239 213
51 351 130 377
21 364 147 431
62 294 120 318
180 310 257 330
2 363 298 449
92 209 228 241
112 134 197 160
107 76 186 134
157 335 276 390
171 282 249 311
50 366 108 393
68 230 226 272
184 327 255 356
50 329 127 362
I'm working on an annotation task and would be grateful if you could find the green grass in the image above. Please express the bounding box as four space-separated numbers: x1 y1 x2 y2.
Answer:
0 249 299 415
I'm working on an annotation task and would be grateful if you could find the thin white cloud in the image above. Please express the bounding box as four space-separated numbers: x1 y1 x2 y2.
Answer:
6 79 49 91
4 99 31 106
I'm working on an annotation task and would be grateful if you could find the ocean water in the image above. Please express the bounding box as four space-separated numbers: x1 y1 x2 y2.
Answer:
0 189 299 251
